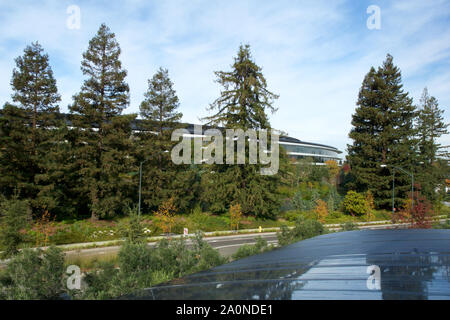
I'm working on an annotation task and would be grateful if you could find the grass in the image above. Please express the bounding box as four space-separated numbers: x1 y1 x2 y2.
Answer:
65 252 118 272
282 209 392 225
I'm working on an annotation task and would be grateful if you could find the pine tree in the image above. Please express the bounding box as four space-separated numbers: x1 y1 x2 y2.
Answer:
137 68 197 212
140 67 182 135
69 24 133 219
347 54 417 208
415 88 449 202
10 42 61 150
0 104 33 198
0 42 61 214
33 121 76 219
200 44 283 218
203 44 278 130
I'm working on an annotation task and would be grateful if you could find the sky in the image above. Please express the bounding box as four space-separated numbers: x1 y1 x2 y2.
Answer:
0 0 449 156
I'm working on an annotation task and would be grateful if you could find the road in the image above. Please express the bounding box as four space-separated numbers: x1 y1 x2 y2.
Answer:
3 217 447 266
51 217 450 262
65 232 279 261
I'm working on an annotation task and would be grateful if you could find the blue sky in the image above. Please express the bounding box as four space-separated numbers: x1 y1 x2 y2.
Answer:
0 0 449 155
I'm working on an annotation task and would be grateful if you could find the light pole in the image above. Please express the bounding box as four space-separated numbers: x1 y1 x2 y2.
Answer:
380 164 414 214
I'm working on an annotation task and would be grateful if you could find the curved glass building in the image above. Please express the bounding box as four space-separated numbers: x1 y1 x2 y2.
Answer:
172 123 343 165
278 136 342 164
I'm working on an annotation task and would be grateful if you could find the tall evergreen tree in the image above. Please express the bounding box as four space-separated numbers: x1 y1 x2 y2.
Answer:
69 24 134 219
138 68 197 212
0 42 61 215
0 104 33 198
347 54 417 208
10 42 61 150
140 67 182 136
200 44 283 218
33 121 79 219
203 44 278 130
415 88 449 202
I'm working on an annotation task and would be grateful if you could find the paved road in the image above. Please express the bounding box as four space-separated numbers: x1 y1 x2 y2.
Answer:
62 218 449 262
3 218 446 266
65 232 279 261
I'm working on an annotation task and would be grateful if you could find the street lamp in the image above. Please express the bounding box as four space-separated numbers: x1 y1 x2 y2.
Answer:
380 164 414 215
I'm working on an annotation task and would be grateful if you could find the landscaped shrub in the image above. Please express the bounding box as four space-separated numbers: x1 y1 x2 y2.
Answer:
154 197 177 234
76 232 228 299
279 198 294 212
342 191 368 216
230 203 243 231
284 211 299 222
292 183 341 215
328 210 344 220
315 199 328 223
277 216 326 246
394 191 434 229
118 207 146 243
0 246 66 299
0 197 32 258
232 236 273 260
327 187 342 212
189 232 228 272
365 191 375 221
340 221 358 231
433 219 450 229
292 190 314 211
75 261 120 300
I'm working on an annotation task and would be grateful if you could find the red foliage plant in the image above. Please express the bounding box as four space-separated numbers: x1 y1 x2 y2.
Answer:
394 190 434 229
342 163 351 174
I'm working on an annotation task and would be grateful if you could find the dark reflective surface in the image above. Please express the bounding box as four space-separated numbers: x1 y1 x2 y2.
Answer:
127 230 450 300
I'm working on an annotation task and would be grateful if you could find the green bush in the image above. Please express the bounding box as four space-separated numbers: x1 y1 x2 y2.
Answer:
0 197 32 258
327 187 342 212
117 207 145 243
284 211 300 222
277 216 326 246
342 191 368 216
329 211 344 219
432 219 450 229
292 190 313 211
341 221 358 231
76 232 228 299
0 246 66 299
232 237 273 260
76 261 119 300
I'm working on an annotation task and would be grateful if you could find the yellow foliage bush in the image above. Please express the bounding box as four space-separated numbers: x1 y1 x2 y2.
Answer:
315 199 328 223
154 198 177 234
230 203 243 231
